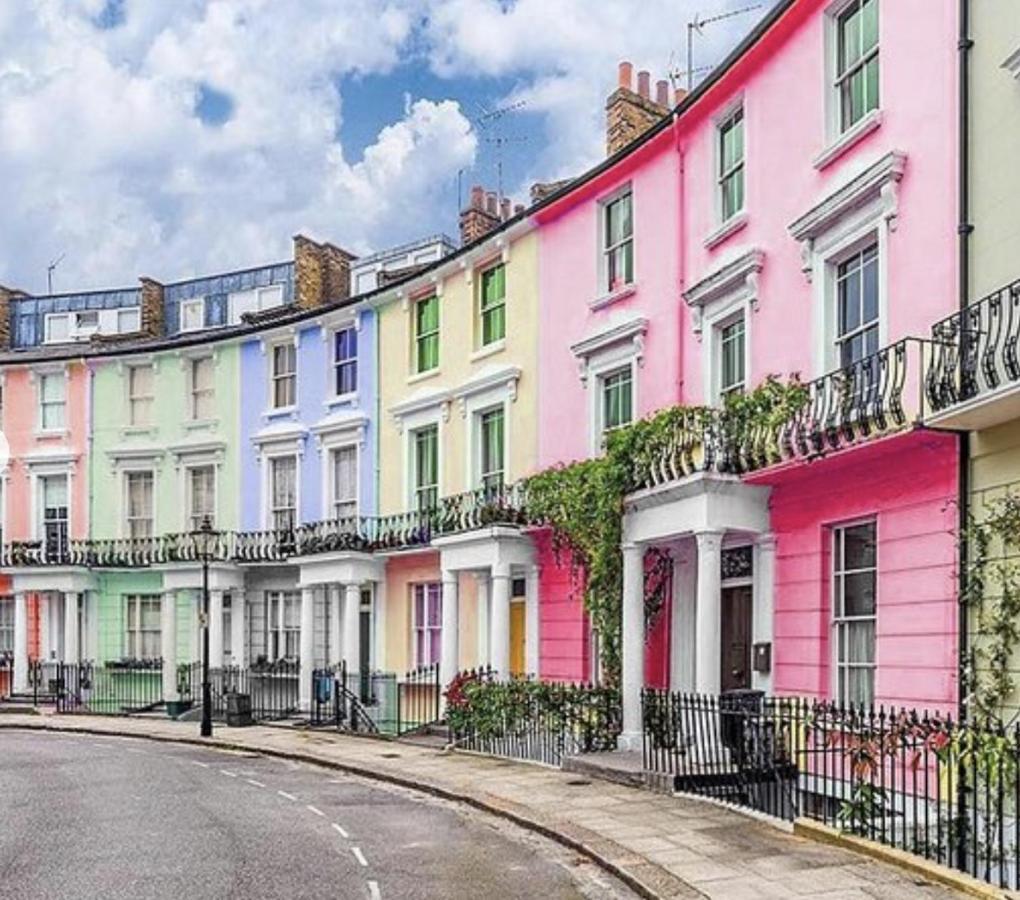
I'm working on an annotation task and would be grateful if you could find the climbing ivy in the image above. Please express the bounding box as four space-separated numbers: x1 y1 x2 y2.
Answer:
961 492 1020 725
523 376 809 686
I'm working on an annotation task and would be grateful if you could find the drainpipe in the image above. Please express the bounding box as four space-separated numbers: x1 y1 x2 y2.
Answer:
955 0 973 875
673 110 686 404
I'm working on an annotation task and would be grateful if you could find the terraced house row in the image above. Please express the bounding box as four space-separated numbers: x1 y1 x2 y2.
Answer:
2 0 1020 740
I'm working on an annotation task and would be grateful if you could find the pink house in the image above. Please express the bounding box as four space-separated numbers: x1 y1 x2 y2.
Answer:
1 360 90 690
534 0 960 742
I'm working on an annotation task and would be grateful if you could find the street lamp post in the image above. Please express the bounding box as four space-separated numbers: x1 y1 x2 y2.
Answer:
198 516 214 738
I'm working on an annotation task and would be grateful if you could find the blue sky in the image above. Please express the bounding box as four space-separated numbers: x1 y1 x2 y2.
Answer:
0 0 768 292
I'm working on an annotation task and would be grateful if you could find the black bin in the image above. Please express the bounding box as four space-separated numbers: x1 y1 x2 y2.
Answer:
226 692 253 727
719 689 764 762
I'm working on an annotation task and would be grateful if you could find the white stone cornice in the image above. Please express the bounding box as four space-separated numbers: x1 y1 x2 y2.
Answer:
789 151 907 281
1003 47 1020 79
310 410 369 450
683 249 765 339
105 445 166 467
570 316 648 385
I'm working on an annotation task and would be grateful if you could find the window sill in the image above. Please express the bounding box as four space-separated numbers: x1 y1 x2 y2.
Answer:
813 110 883 171
263 405 297 420
704 211 749 251
589 283 637 312
120 425 155 438
183 418 219 431
470 341 506 363
35 428 68 440
407 368 441 386
324 392 358 410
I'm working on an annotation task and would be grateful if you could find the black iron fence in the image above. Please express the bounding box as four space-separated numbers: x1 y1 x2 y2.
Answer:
927 277 1020 415
308 662 441 736
643 690 1020 892
178 659 300 722
448 672 621 767
55 660 164 715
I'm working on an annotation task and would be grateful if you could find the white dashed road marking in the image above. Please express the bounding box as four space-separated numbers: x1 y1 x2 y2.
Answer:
246 779 265 788
277 790 297 802
220 770 237 778
368 880 381 900
351 847 368 868
331 822 349 839
306 804 324 817
191 761 210 768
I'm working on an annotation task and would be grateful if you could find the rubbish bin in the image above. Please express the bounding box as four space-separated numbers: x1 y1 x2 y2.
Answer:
226 692 253 727
719 689 764 763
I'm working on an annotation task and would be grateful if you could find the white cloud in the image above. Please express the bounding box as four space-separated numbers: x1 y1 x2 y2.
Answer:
0 0 767 291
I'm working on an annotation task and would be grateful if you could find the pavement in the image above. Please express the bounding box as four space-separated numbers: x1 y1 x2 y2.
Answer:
0 713 973 899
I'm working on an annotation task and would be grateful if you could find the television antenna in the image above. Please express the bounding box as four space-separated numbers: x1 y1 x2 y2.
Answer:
685 4 763 91
47 253 65 294
473 100 529 204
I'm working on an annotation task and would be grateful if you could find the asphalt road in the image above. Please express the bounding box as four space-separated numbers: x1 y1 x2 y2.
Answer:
0 729 636 900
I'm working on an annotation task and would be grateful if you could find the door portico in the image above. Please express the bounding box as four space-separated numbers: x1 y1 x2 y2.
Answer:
618 472 773 749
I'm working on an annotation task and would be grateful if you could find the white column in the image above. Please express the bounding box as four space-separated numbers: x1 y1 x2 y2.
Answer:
299 586 315 711
63 593 80 665
161 590 178 701
475 574 490 668
489 564 512 678
13 593 28 693
695 530 724 696
342 583 361 675
439 570 459 689
525 564 540 677
753 534 777 694
670 543 697 693
230 592 246 667
329 585 342 667
209 590 224 668
619 542 645 749
373 579 387 672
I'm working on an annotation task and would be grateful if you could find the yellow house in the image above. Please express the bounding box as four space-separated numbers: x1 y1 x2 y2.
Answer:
370 209 541 685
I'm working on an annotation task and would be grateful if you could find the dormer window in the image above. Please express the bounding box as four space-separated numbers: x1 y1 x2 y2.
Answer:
229 285 285 324
75 311 99 337
180 298 205 332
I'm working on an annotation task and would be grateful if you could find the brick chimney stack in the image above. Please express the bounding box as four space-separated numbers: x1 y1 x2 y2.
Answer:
293 234 355 309
459 184 516 245
138 278 165 338
0 284 27 350
606 60 672 156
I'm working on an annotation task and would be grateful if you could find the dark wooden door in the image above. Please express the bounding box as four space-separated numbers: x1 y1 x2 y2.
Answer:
720 586 753 692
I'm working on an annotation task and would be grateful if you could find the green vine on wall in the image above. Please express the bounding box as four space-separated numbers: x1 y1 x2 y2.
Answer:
523 376 809 686
961 492 1020 725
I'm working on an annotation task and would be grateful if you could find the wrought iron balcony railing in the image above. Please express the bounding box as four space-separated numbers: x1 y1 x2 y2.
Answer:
629 339 932 493
0 482 532 570
925 278 1020 418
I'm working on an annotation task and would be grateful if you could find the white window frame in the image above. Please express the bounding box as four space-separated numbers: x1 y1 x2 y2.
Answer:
37 370 67 433
328 443 359 520
474 404 506 493
126 364 155 428
597 364 635 442
189 355 216 422
477 261 507 350
331 324 358 399
0 596 13 655
265 590 300 661
833 240 880 369
411 423 440 512
43 313 71 344
269 339 298 411
412 582 442 668
398 406 443 514
267 453 298 532
831 518 878 707
123 469 155 540
179 297 206 333
717 312 748 400
598 185 635 298
117 307 141 334
124 594 162 660
186 464 217 531
228 284 285 325
715 101 746 226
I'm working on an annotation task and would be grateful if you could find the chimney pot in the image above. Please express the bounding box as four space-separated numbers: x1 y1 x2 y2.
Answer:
485 192 498 215
514 203 525 216
470 184 485 209
674 87 688 107
637 70 651 99
618 61 633 90
500 198 511 221
656 80 669 107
